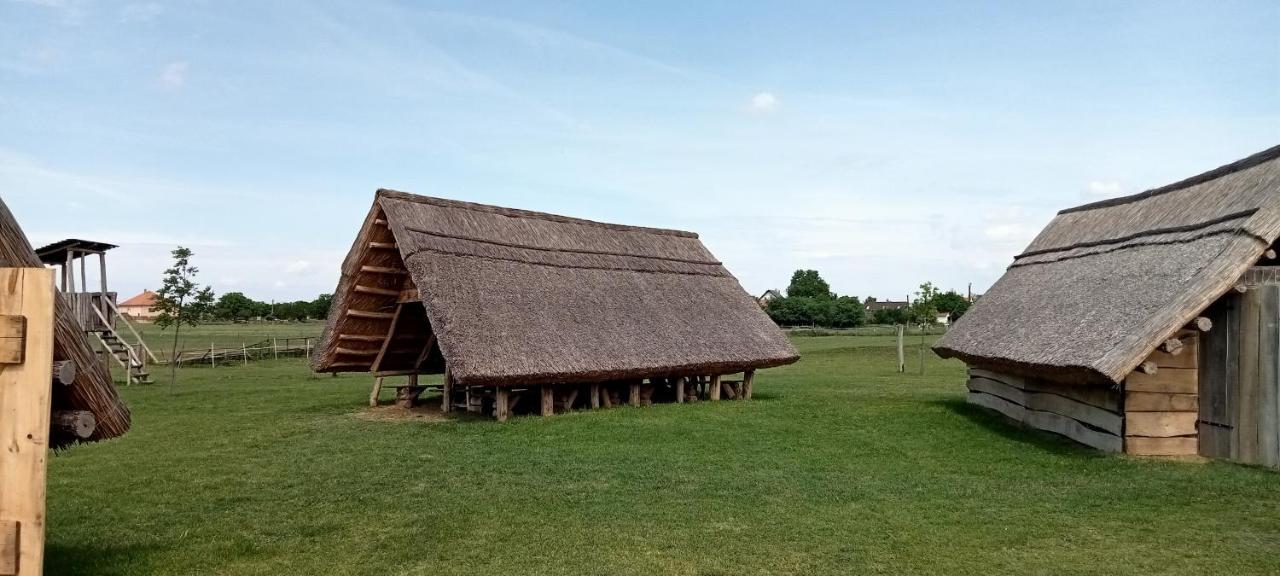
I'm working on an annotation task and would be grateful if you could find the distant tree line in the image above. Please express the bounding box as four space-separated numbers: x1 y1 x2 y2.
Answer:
211 292 333 322
764 270 973 328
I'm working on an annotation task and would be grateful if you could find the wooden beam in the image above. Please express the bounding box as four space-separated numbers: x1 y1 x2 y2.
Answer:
709 375 721 400
590 383 601 409
371 304 406 373
369 242 397 250
334 347 378 357
360 266 408 275
1134 361 1158 375
0 268 54 576
51 410 95 440
1126 368 1197 394
743 370 755 400
675 377 685 404
541 385 554 416
0 520 16 576
1125 392 1198 412
374 218 388 227
1266 248 1277 260
413 334 438 371
0 315 26 364
1125 436 1198 456
369 377 384 407
441 367 453 413
1187 316 1212 332
1126 412 1198 437
495 388 510 422
353 285 400 297
347 310 396 320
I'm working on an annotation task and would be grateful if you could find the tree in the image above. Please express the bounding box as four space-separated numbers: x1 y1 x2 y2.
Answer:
785 270 833 299
932 290 971 322
213 292 258 321
154 247 215 392
310 293 334 320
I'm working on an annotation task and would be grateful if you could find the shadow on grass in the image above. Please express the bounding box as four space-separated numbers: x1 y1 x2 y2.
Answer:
45 542 163 576
933 398 1102 458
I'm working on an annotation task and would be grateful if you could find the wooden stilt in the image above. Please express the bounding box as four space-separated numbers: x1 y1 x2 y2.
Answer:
590 383 601 409
601 384 614 408
629 382 641 406
562 387 579 411
495 388 510 422
541 385 555 416
639 383 655 406
721 381 736 399
743 370 755 399
441 367 453 413
710 375 722 400
369 376 384 407
675 377 686 403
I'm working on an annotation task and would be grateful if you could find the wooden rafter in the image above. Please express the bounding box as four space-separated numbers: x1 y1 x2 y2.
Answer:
413 333 438 371
360 266 407 275
354 285 399 297
370 303 406 372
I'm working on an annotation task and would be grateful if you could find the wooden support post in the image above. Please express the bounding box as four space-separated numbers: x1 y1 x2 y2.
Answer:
710 375 722 400
590 383 601 409
629 382 641 406
896 325 905 372
721 381 736 399
541 385 555 416
600 384 613 408
495 388 510 422
369 377 384 407
273 338 278 360
743 370 755 400
0 268 55 576
441 367 453 413
675 377 686 404
241 342 248 366
210 342 216 368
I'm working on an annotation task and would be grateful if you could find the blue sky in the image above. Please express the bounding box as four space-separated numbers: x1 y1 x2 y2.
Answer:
2 0 1277 302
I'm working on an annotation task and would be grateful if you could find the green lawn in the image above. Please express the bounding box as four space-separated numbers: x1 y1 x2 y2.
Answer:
130 321 324 353
48 334 1280 575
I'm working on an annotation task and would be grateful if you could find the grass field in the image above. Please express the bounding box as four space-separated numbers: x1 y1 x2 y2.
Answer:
130 321 325 353
49 332 1280 575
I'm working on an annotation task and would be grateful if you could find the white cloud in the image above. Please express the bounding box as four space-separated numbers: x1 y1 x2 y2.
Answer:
750 92 779 113
1085 180 1123 198
157 61 188 89
982 222 1032 241
284 260 311 274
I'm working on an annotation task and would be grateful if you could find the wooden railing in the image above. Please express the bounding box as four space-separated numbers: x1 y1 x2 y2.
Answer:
65 292 116 332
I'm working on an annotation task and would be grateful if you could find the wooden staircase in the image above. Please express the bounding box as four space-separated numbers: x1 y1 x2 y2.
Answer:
88 301 158 385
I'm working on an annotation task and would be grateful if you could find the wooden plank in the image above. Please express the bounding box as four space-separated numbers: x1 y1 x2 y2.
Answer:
1125 436 1199 457
0 269 54 576
359 266 407 275
1125 412 1199 438
1125 368 1197 394
1198 422 1231 459
347 310 396 320
967 391 1026 422
370 304 405 372
1025 409 1123 452
0 315 23 365
353 284 399 297
969 376 1121 434
1260 285 1280 467
969 368 1119 411
441 367 453 413
0 520 15 576
1126 392 1199 412
368 242 397 250
1147 347 1197 369
1239 287 1261 462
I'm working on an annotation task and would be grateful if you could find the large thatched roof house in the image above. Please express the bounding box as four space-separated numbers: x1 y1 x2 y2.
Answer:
314 190 798 419
935 145 1280 467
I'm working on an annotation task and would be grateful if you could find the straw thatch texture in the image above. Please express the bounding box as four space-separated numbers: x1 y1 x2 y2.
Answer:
935 145 1280 385
315 190 798 386
0 198 130 446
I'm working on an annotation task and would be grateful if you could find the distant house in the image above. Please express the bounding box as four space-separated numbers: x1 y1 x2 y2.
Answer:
935 311 952 326
866 299 908 312
757 289 783 307
118 290 160 320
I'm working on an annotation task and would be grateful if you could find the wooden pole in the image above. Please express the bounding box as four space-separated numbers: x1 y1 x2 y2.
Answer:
897 325 905 373
241 342 248 366
710 374 721 400
590 383 601 409
629 382 640 406
541 385 554 416
51 410 96 440
675 377 686 403
369 377 383 407
97 252 109 325
495 388 510 422
743 370 755 400
273 338 278 360
441 367 453 413
210 342 216 368
918 326 925 375
0 268 55 576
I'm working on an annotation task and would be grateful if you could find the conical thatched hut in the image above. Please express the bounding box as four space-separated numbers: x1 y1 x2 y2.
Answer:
314 190 799 419
935 145 1280 467
0 199 131 447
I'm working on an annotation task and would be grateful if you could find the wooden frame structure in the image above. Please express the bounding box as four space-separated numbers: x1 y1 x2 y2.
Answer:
0 268 56 576
316 190 798 420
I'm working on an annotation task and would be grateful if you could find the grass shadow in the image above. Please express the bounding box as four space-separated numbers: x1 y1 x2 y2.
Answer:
45 542 164 576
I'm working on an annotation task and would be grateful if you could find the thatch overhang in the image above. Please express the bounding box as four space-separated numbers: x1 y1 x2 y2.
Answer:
935 145 1280 385
314 190 799 386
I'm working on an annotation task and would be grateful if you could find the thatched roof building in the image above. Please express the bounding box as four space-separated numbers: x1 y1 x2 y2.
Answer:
0 199 131 447
314 190 797 417
935 145 1280 465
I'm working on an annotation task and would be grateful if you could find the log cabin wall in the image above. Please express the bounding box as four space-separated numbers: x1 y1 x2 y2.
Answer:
1122 330 1200 456
1198 269 1280 468
966 368 1123 452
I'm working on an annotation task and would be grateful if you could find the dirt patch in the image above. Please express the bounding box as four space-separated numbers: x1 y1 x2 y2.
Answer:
355 404 452 423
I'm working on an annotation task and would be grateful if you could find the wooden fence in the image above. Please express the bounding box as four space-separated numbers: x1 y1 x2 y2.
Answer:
169 337 317 367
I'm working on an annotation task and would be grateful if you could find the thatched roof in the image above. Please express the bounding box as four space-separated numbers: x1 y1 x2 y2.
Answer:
0 199 131 446
935 145 1280 384
314 190 799 386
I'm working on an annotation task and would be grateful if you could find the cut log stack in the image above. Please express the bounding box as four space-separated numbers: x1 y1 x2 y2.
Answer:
966 368 1123 452
1123 329 1200 456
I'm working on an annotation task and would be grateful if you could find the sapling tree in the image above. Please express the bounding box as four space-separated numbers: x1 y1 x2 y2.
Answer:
154 247 215 392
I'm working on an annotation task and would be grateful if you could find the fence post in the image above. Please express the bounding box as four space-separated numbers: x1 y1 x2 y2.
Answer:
210 342 215 369
273 338 278 360
896 324 905 373
918 325 926 375
242 342 248 366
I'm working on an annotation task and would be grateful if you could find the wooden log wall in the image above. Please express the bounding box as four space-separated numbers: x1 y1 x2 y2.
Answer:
966 368 1123 452
1122 329 1200 456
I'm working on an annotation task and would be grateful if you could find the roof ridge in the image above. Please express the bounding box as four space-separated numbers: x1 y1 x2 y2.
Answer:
1059 144 1280 215
377 189 699 239
402 225 723 265
1015 208 1259 260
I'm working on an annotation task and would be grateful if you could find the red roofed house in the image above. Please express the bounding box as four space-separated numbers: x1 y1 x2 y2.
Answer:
118 289 160 320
